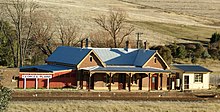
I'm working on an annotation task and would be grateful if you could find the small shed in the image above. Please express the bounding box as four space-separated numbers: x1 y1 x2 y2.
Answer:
172 64 212 90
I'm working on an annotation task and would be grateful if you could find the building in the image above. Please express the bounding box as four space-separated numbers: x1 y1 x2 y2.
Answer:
172 64 212 90
19 39 171 91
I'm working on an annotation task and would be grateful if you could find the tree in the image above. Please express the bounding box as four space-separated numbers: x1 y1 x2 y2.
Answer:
169 41 178 58
194 43 204 58
95 9 134 48
56 18 80 46
176 45 187 59
191 57 199 64
210 32 220 43
151 46 172 65
0 85 12 112
201 49 211 59
0 20 17 67
1 0 39 67
31 11 55 57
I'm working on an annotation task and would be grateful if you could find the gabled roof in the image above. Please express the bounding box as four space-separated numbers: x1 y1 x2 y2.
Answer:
134 49 156 66
172 64 212 73
46 46 166 68
92 48 139 65
20 65 73 72
46 46 91 65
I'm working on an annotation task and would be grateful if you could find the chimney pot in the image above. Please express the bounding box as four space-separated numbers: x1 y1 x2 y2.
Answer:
144 40 149 50
81 38 91 48
125 40 131 49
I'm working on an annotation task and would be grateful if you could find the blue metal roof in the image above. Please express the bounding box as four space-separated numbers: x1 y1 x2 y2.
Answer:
93 48 156 66
172 64 212 72
46 46 91 65
134 50 156 66
20 65 74 72
91 66 169 73
93 48 138 65
46 46 157 67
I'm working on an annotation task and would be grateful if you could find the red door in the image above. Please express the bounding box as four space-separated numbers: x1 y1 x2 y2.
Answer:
151 74 158 90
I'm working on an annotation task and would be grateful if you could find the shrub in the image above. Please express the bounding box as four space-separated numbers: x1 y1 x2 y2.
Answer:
201 50 211 59
210 32 220 43
194 43 204 58
191 57 199 64
151 46 172 65
208 48 219 59
0 85 12 111
176 45 187 59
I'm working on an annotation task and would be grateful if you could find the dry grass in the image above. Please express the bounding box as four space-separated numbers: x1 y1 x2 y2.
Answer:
129 21 220 43
6 100 220 112
0 0 218 45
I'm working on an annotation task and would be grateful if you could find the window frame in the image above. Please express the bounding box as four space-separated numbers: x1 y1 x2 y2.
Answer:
89 55 93 62
154 57 157 63
194 73 203 83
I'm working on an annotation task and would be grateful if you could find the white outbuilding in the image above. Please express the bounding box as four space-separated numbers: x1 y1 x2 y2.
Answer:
172 64 212 91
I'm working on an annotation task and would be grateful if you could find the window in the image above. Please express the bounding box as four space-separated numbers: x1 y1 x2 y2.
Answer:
90 55 93 62
154 57 157 63
194 73 203 83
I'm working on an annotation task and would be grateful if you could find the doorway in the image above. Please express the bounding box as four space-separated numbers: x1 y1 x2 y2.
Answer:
184 76 189 89
118 74 126 90
151 74 158 90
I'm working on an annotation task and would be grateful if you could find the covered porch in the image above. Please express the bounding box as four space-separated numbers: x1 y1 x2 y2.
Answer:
78 66 171 92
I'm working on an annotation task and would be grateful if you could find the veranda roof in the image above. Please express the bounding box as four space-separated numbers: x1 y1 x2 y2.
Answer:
81 66 170 73
20 65 74 72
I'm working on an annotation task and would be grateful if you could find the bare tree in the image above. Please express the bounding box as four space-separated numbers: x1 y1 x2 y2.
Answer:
94 9 134 48
31 11 55 57
56 18 80 46
90 30 113 47
2 0 39 67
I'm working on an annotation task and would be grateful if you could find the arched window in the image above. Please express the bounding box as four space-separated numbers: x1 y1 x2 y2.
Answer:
154 57 157 63
90 55 93 62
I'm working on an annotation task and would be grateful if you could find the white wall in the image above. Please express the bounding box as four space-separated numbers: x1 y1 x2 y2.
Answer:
182 72 210 90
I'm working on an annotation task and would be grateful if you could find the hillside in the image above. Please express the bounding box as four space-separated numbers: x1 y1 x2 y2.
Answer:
29 0 220 45
1 0 220 45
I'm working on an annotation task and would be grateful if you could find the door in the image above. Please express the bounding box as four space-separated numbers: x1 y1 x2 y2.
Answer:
139 75 142 90
151 75 158 90
118 74 126 90
90 75 94 89
184 76 189 89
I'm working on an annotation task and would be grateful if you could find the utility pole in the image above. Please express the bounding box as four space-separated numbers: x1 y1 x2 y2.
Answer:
136 32 143 48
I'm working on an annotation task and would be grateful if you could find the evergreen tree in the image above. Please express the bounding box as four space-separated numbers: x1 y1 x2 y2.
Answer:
176 45 187 59
194 43 204 58
210 32 220 43
0 85 12 112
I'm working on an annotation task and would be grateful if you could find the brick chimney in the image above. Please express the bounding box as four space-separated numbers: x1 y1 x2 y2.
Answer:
85 38 91 48
144 40 149 50
125 40 131 49
81 39 86 48
81 38 91 48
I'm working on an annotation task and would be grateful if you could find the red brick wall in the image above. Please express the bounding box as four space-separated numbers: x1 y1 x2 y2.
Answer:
79 52 103 68
144 55 167 69
18 70 76 89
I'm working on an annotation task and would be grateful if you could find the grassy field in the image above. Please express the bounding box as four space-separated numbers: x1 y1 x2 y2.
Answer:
0 0 219 45
6 100 220 112
129 21 220 44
